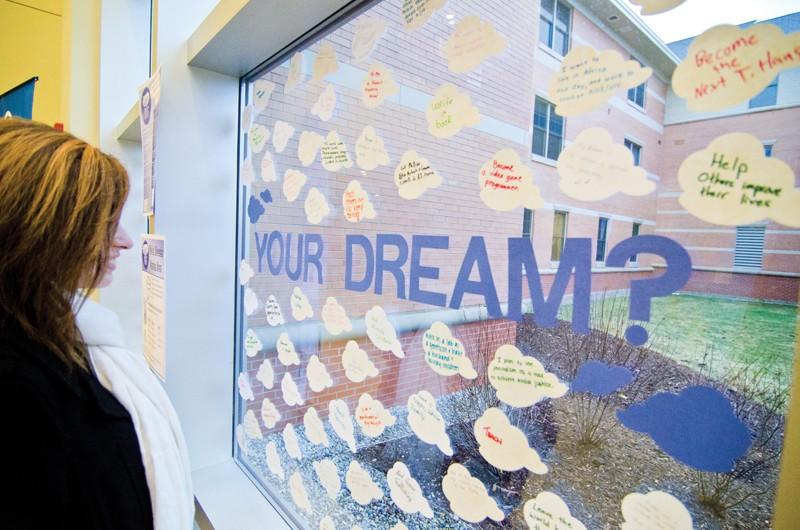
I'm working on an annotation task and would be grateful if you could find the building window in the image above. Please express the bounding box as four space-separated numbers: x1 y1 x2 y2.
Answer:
763 143 774 157
630 222 641 263
533 96 564 160
522 208 535 238
749 75 778 108
551 210 568 261
624 138 642 166
539 0 571 56
596 217 609 262
734 225 766 270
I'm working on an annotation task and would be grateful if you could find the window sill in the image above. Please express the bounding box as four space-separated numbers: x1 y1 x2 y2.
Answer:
626 99 647 114
530 153 559 167
537 42 566 63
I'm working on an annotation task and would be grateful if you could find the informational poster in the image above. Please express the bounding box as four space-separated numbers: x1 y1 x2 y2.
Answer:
141 234 166 380
138 69 161 216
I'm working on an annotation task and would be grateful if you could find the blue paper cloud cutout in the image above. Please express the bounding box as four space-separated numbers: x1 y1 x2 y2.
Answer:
617 386 751 473
571 360 633 396
247 196 265 224
259 188 273 204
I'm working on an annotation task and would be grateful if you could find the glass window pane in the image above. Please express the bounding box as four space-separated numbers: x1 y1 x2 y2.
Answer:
533 128 546 156
547 132 563 160
539 18 553 47
749 76 779 108
596 218 608 261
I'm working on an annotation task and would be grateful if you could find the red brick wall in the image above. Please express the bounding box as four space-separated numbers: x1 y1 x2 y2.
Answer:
681 269 799 304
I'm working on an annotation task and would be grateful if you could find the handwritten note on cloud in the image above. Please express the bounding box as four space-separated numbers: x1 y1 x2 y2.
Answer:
442 463 504 523
285 52 304 94
261 151 277 182
289 471 312 513
355 393 396 438
314 459 341 499
277 331 300 366
343 180 376 223
558 128 655 201
346 460 383 505
423 322 476 379
488 345 568 408
407 390 452 455
238 372 254 401
401 0 445 30
479 149 544 211
261 397 281 429
320 517 335 530
244 409 263 439
426 84 480 138
283 422 302 460
444 16 507 73
244 328 262 357
621 491 693 530
265 441 285 480
253 79 275 111
281 372 304 406
352 19 386 61
550 46 652 116
307 355 334 393
355 125 390 171
322 297 353 336
342 341 379 382
329 399 357 452
321 131 354 172
362 64 399 108
365 305 405 358
272 121 295 154
305 187 332 225
524 492 586 530
387 462 433 518
265 295 285 326
673 23 800 112
474 407 548 473
290 286 314 321
303 406 330 447
677 132 800 227
243 287 258 316
249 124 270 154
298 131 324 167
313 42 339 83
312 84 337 122
394 150 443 200
256 358 274 389
283 169 307 203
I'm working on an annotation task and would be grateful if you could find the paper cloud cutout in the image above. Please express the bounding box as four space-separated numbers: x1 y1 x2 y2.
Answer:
394 150 443 200
241 157 255 187
307 355 334 393
346 460 383 505
444 16 507 73
261 151 277 182
235 424 248 456
238 372 254 401
677 132 800 227
352 19 386 61
239 260 255 286
314 459 341 499
557 127 656 201
572 360 634 396
281 372 304 406
283 169 307 203
365 305 405 358
265 441 285 480
277 332 300 366
426 84 480 138
343 180 376 223
407 390 452 456
401 0 445 30
243 409 263 439
305 187 332 225
312 84 337 122
247 196 265 224
673 23 800 112
244 328 262 357
423 321 477 379
329 399 357 452
362 63 399 109
320 516 335 530
253 79 275 111
285 52 304 94
617 386 751 472
355 393 396 438
387 462 433 518
265 295 285 326
312 42 339 83
442 463 504 523
320 131 354 172
524 492 586 530
474 407 547 474
322 297 353 336
272 121 295 154
242 104 253 130
355 125 390 171
283 422 302 460
549 46 652 116
488 345 568 408
298 131 324 167
256 358 274 389
630 0 686 15
621 491 693 530
243 287 258 316
341 341 379 383
289 471 312 513
303 406 330 447
290 286 314 321
261 397 281 429
249 123 270 154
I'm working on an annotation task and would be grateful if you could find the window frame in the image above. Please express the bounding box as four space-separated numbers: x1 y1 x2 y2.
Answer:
596 217 609 262
539 0 572 56
630 222 641 263
522 208 535 239
532 96 565 161
551 210 569 262
624 138 642 166
749 75 779 109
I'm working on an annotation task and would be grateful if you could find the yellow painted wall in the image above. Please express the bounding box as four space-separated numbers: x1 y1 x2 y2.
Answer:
0 0 63 126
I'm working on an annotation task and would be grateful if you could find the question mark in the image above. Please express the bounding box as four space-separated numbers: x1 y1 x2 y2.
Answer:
605 235 691 346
